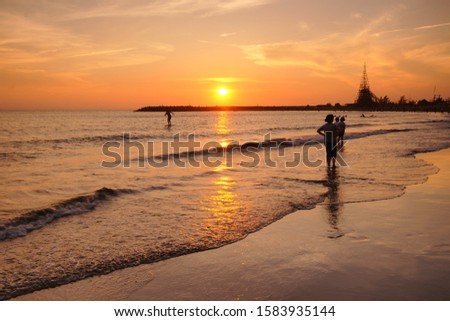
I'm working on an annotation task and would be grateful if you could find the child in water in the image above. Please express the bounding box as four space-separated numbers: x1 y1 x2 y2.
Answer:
336 116 346 146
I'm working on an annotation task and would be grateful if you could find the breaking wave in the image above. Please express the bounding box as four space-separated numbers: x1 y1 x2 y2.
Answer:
0 187 134 241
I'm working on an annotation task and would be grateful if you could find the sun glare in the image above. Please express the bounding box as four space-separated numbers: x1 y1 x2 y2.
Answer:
217 88 229 97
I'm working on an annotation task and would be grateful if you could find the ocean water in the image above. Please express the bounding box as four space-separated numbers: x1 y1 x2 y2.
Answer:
0 110 449 300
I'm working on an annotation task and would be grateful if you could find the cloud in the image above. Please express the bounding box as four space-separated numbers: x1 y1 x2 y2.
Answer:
0 12 91 65
252 13 400 76
372 21 450 37
197 77 254 83
414 22 450 30
353 13 394 39
64 0 272 20
296 21 310 31
208 0 270 16
68 50 167 71
239 37 344 71
237 12 450 88
0 0 269 74
220 32 237 38
0 11 173 75
69 48 136 58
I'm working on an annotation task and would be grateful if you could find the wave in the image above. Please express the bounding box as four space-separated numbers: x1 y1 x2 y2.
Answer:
279 177 328 185
318 119 449 129
2 133 140 147
267 125 315 131
0 133 188 149
131 128 415 163
405 145 450 157
3 118 445 152
0 187 135 241
344 128 414 140
1 192 327 301
390 119 450 126
0 152 38 162
345 123 375 128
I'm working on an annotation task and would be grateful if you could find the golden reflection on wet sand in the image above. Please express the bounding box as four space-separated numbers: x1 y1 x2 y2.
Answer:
200 175 247 240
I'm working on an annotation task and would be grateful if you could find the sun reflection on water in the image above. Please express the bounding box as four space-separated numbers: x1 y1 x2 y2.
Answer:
215 111 237 149
199 112 248 239
201 175 247 240
209 176 239 218
216 111 230 136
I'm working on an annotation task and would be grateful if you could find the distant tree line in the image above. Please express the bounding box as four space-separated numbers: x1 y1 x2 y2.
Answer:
351 94 450 112
135 96 450 113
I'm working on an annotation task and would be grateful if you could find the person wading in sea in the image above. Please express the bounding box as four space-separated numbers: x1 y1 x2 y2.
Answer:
164 110 174 126
317 114 339 168
336 116 346 147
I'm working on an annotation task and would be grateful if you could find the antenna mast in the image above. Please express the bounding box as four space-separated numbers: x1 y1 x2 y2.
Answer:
355 63 377 107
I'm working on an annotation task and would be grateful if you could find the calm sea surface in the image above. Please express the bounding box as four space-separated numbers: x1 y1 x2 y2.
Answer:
1 110 449 299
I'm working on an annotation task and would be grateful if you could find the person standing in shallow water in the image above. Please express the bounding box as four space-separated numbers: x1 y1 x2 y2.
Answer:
334 116 341 145
317 114 339 168
164 110 174 126
336 116 346 147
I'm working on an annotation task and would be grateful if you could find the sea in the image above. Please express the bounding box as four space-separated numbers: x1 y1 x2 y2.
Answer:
1 110 449 300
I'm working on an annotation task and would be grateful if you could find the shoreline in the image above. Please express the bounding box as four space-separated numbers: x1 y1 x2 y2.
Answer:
14 148 450 300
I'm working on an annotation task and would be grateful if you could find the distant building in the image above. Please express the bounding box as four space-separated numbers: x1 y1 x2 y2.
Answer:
355 63 378 107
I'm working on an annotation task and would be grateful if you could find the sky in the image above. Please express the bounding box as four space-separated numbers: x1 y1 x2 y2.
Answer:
0 0 449 110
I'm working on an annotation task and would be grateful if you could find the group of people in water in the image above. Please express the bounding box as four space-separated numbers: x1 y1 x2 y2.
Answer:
164 110 345 169
317 114 346 168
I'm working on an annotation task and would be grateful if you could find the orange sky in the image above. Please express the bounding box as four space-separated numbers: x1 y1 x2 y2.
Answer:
0 0 449 110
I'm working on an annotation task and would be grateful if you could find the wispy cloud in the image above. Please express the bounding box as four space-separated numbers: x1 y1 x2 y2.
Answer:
354 12 394 39
239 37 344 71
414 22 450 30
0 0 271 77
64 0 272 20
208 0 270 17
0 11 173 75
0 12 90 66
69 48 136 58
296 21 310 32
197 77 254 83
238 12 450 87
372 21 450 37
220 32 237 38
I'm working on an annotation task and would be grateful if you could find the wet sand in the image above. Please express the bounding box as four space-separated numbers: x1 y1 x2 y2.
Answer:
16 148 450 300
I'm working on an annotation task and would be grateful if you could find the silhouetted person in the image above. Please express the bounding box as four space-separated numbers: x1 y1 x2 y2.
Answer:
334 116 341 145
336 116 346 147
317 114 339 168
164 110 174 126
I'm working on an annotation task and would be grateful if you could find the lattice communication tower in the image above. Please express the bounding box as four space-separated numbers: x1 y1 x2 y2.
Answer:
355 63 378 107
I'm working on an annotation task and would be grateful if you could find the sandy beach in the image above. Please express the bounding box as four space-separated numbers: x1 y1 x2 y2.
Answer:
15 148 450 301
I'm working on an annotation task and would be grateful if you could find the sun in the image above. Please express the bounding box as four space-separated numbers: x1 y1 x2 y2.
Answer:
217 87 229 97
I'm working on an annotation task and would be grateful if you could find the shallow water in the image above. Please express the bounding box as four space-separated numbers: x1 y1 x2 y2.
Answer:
0 110 449 299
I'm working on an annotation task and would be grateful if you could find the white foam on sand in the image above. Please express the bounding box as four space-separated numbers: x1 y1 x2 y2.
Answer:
16 149 450 301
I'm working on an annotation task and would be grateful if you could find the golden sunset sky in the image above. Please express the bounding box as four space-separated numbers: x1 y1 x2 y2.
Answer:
1 0 449 109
